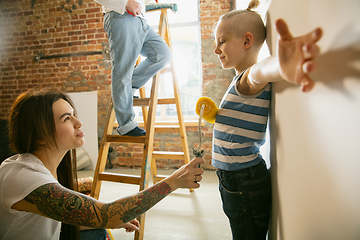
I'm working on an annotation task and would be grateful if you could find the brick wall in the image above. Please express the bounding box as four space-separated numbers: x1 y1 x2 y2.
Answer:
0 0 234 170
0 0 112 128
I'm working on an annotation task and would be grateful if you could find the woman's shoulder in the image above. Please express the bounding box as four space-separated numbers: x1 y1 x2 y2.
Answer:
1 153 39 168
0 154 58 202
0 153 52 179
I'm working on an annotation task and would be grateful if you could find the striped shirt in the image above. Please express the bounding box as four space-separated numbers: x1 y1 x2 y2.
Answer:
212 72 271 171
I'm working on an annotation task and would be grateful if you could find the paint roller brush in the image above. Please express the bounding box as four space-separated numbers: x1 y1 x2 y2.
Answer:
195 96 218 124
193 97 219 160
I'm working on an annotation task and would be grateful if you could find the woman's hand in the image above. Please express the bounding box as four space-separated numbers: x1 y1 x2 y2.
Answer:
165 157 205 190
118 219 140 232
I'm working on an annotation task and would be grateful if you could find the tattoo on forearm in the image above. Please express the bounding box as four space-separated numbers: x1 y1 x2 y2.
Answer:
25 182 171 228
25 184 99 227
106 181 172 223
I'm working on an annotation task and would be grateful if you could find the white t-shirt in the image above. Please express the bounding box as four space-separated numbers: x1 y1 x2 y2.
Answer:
0 154 60 240
94 0 150 14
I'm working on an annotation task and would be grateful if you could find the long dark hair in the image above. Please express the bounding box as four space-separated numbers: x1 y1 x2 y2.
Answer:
8 88 80 240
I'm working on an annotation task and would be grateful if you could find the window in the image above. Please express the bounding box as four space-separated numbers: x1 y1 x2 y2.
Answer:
134 0 201 121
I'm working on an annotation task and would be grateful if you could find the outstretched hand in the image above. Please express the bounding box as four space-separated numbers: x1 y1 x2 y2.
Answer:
168 157 204 190
276 19 323 92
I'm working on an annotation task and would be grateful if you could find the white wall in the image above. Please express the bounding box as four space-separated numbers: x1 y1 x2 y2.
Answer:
268 0 360 239
68 91 98 170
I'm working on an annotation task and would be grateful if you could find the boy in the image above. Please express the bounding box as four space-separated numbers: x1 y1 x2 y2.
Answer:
212 4 322 240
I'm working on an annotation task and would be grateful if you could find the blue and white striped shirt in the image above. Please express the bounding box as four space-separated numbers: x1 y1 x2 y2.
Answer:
212 73 271 171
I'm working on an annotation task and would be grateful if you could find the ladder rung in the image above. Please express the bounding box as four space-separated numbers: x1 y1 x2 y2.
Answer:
139 120 199 126
152 151 184 160
155 125 180 133
133 98 175 107
105 134 145 143
154 175 167 182
110 124 180 133
133 98 150 106
98 172 141 185
157 98 176 105
160 67 171 74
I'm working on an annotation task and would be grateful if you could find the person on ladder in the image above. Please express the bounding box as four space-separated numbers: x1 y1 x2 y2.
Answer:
96 0 172 136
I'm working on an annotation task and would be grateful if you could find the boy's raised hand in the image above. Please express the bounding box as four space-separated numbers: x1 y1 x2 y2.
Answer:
276 19 323 92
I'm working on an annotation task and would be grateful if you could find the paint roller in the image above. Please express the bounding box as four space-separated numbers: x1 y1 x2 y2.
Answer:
193 97 218 158
195 96 218 124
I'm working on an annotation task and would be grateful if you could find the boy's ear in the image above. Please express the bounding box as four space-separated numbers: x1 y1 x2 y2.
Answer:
243 32 253 49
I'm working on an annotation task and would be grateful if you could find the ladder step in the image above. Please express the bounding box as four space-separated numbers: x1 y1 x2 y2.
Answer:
154 175 167 182
133 98 175 107
91 9 192 240
133 98 150 107
105 134 145 143
157 98 176 105
154 125 180 133
98 172 141 185
152 151 184 160
111 124 180 133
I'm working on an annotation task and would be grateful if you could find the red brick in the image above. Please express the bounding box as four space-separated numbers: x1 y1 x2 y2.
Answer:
0 0 231 170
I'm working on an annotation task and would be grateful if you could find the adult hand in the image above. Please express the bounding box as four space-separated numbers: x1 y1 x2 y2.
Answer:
126 0 142 16
276 19 323 92
118 219 140 232
166 157 205 190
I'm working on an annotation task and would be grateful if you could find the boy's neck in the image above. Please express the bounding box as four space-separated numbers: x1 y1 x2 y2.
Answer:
235 48 259 75
235 58 258 75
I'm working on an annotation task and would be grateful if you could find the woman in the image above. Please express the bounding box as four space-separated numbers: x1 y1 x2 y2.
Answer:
0 88 204 240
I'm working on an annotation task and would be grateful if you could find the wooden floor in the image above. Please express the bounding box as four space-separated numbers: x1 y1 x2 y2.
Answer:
78 168 232 240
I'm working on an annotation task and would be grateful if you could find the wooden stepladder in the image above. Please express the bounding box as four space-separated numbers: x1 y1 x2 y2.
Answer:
90 4 191 240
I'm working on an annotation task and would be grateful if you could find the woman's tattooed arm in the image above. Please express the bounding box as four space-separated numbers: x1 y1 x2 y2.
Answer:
24 181 171 228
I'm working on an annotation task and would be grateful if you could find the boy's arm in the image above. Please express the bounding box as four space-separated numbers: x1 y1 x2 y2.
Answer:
246 19 323 93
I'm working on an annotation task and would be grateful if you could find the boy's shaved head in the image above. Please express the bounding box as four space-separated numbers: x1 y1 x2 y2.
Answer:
220 10 266 47
215 10 266 50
